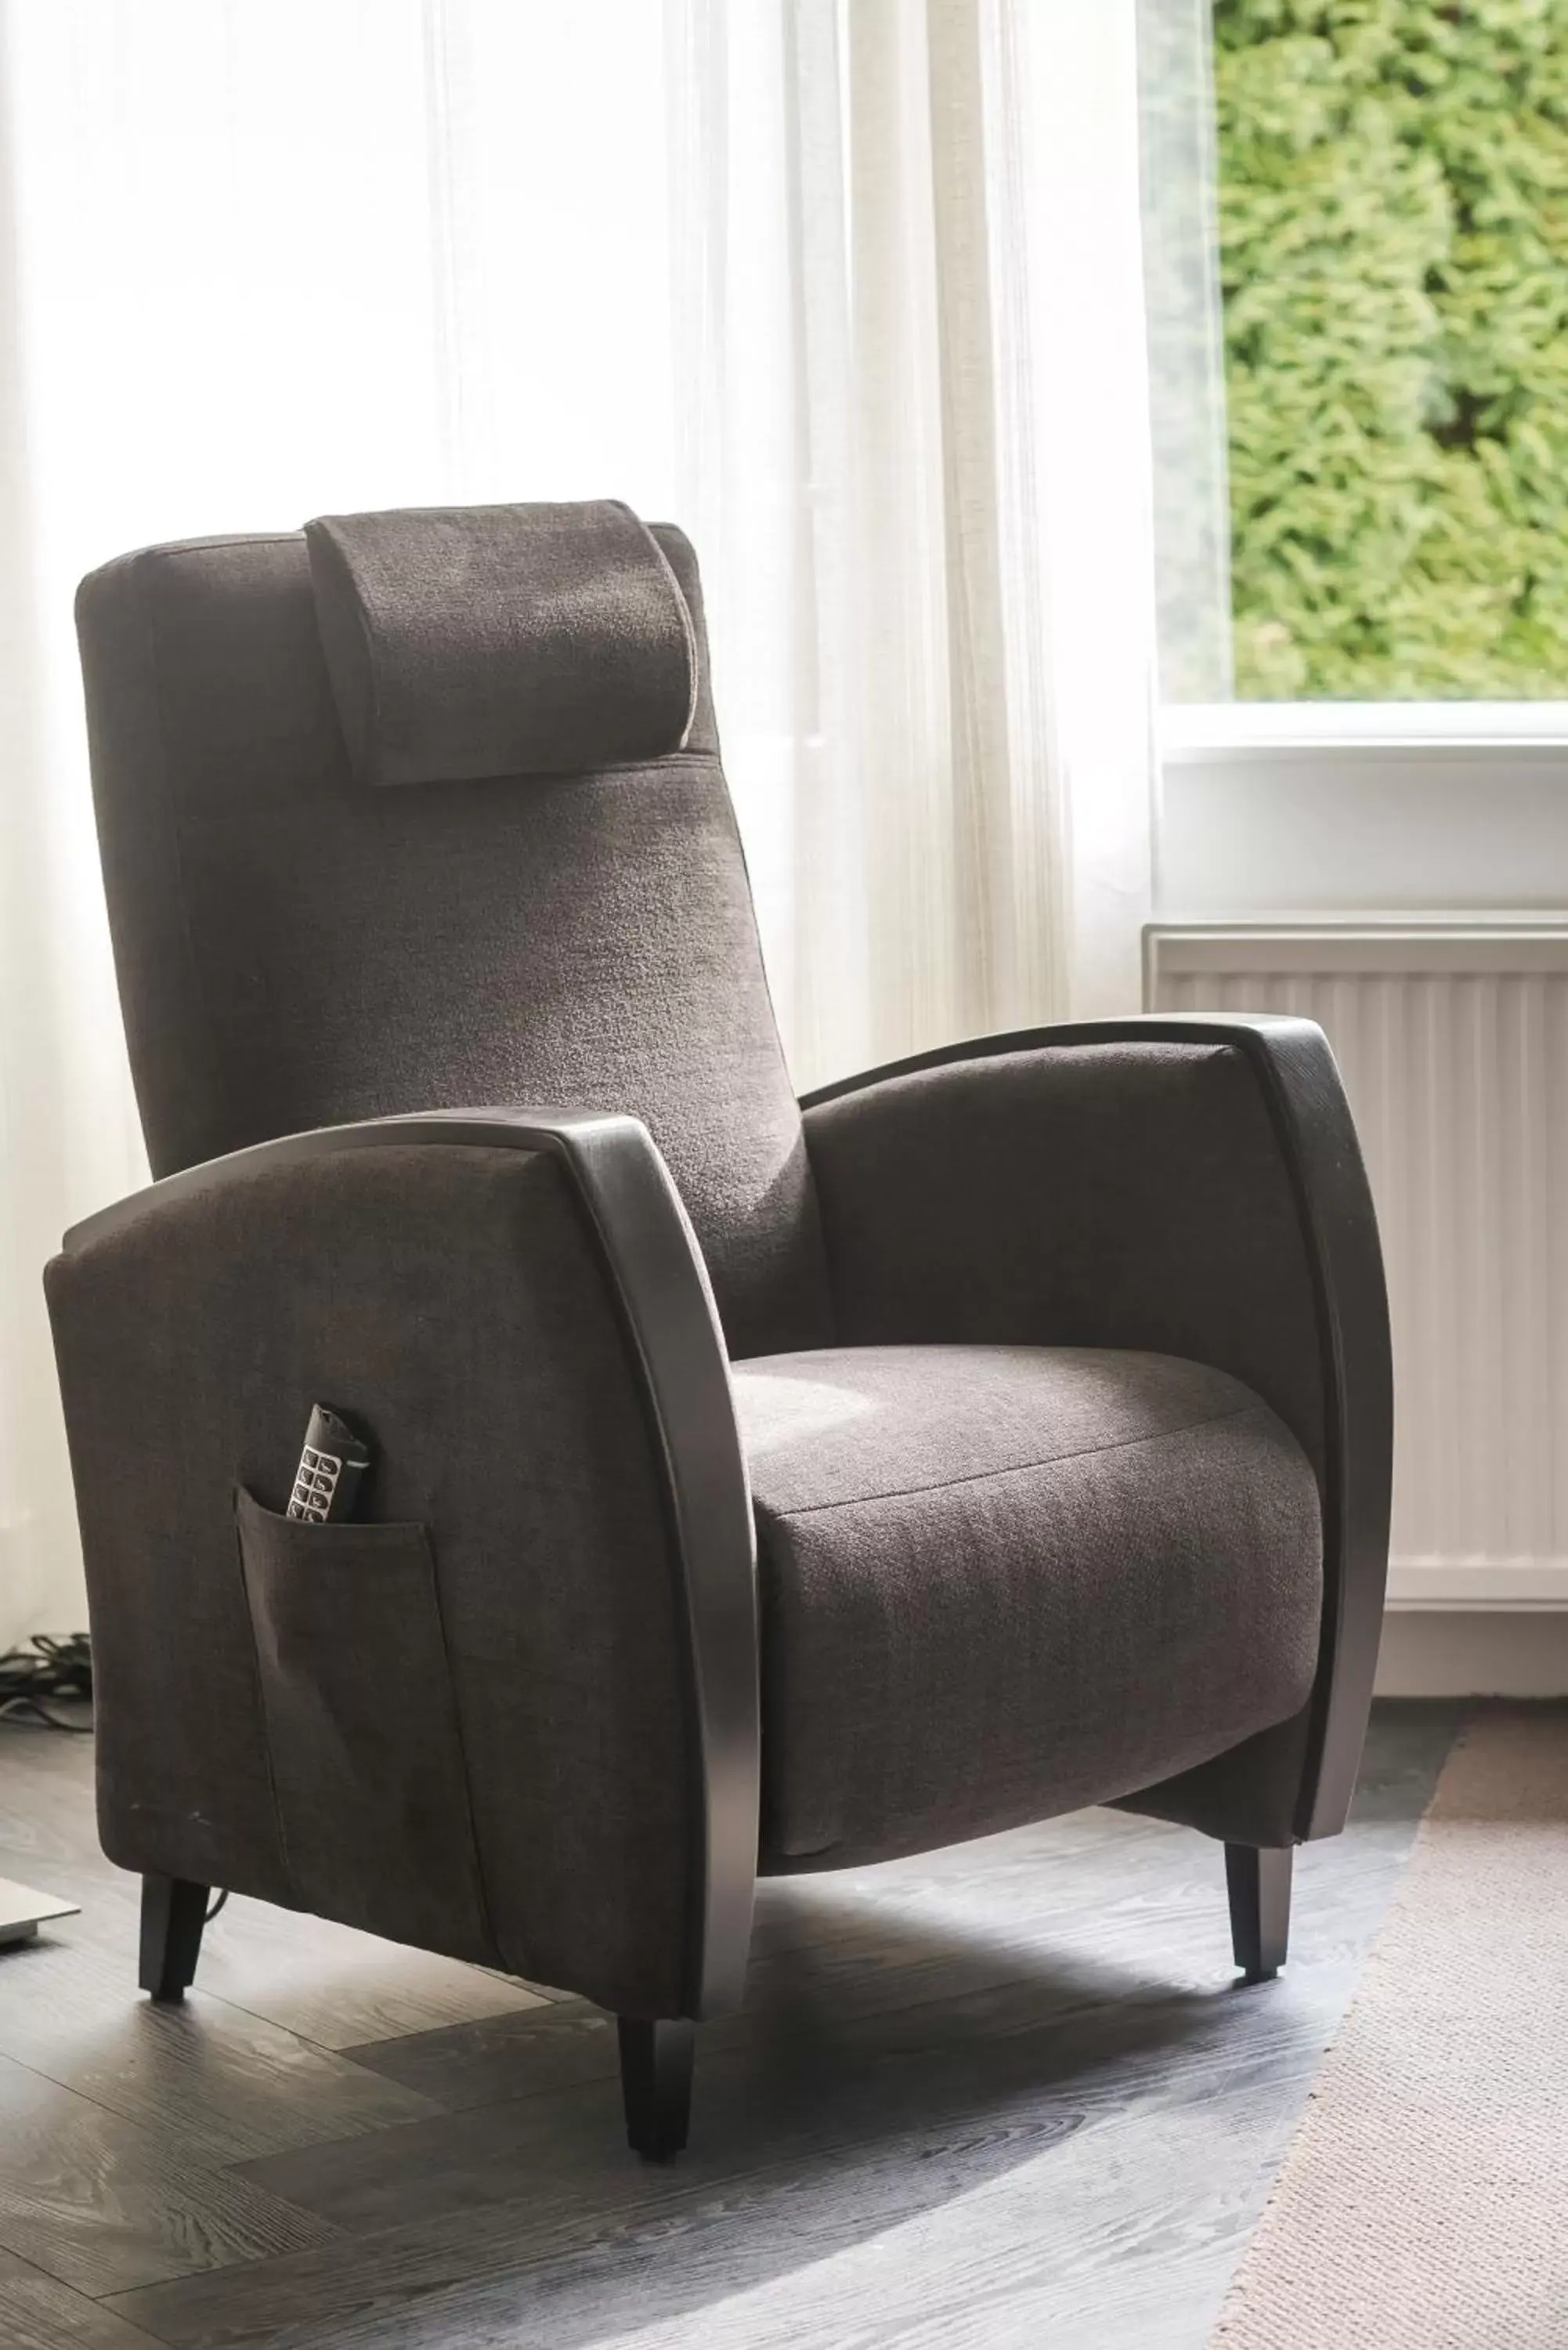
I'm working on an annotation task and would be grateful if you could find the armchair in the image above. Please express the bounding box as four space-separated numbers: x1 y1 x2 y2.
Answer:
47 499 1390 2160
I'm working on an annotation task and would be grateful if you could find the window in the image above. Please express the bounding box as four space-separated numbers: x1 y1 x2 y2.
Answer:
1150 0 1568 710
1218 1 1568 702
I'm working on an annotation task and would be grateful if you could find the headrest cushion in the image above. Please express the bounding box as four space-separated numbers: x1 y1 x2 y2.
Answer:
304 499 698 786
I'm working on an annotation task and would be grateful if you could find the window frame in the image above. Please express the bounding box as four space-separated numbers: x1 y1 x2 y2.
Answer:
1162 703 1568 765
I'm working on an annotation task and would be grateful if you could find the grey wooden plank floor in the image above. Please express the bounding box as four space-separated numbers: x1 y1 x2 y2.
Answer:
0 1704 1463 2350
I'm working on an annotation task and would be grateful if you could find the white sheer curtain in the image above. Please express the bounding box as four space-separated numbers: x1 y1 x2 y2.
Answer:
0 0 1161 1641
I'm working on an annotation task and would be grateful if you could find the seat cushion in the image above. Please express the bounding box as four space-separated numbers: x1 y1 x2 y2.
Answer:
732 1344 1323 1870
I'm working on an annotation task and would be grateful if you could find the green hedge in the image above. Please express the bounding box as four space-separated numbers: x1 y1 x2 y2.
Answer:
1216 0 1568 696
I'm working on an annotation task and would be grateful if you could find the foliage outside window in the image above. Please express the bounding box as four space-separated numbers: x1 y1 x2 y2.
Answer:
1217 0 1568 700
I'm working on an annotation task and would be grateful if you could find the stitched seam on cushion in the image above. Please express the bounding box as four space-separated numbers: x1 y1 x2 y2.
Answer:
418 1522 507 1970
139 554 236 1162
627 504 700 747
592 747 724 779
762 1398 1270 1520
231 1491 298 1902
344 537 385 778
143 535 299 560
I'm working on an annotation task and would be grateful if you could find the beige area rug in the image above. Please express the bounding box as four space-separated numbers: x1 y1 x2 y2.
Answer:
1214 1707 1568 2349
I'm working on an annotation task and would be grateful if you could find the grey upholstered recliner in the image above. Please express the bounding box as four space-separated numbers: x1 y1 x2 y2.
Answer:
46 501 1390 2160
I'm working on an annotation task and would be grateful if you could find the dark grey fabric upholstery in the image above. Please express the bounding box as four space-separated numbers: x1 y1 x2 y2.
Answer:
305 501 697 786
59 501 1359 2034
735 1345 1322 1869
803 1041 1324 1470
74 521 829 1359
46 1142 701 2018
235 1486 494 1958
801 1040 1332 1847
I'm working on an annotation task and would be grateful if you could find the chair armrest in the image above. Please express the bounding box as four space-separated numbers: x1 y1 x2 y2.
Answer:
46 1109 757 2019
801 1017 1392 1842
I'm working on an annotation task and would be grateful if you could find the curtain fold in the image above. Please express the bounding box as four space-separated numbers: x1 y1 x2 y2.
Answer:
666 0 1161 1076
0 0 1166 1639
0 11 143 1652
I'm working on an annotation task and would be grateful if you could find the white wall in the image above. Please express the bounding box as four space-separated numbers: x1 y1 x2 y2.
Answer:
1375 1613 1568 1699
1158 741 1568 921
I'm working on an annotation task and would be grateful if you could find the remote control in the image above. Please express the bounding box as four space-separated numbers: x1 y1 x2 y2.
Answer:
286 1405 373 1524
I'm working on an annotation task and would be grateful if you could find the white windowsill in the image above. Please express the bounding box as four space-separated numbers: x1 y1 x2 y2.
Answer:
1162 701 1568 763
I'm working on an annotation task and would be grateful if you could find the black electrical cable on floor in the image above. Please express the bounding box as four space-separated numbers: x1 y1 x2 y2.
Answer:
0 1632 93 1730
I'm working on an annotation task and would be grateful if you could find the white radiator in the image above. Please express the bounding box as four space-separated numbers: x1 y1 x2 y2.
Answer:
1147 927 1568 1611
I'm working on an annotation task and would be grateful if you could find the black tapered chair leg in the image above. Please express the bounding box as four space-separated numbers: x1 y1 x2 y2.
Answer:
617 2017 695 2160
139 1873 210 2002
1225 1842 1292 1983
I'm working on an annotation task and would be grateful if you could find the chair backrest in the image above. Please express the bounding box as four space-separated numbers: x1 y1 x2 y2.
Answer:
74 502 830 1358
